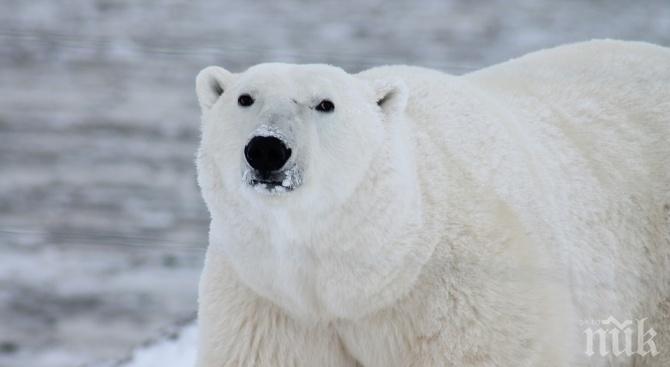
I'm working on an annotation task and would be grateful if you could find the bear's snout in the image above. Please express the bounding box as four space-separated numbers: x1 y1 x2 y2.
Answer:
244 136 292 173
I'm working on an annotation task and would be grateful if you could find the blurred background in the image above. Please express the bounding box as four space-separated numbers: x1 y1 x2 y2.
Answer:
0 1 668 366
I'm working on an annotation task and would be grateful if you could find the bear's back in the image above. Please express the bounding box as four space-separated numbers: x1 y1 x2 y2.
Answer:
467 39 670 364
362 41 670 348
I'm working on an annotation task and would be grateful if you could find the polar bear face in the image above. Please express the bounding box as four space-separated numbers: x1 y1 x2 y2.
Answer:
196 64 422 320
195 63 407 217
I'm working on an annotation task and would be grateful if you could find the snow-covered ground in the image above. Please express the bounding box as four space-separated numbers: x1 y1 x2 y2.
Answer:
98 322 197 367
0 1 669 366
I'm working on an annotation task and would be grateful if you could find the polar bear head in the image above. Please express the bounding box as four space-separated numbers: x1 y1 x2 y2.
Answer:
195 63 408 219
195 64 425 319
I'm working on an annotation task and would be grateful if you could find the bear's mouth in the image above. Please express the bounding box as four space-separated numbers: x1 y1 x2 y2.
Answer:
243 166 303 194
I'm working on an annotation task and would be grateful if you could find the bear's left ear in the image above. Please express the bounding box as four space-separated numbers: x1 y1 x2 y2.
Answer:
372 78 408 116
196 66 234 111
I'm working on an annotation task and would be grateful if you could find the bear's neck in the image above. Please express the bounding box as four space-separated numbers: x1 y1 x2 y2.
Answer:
304 138 432 318
314 145 430 320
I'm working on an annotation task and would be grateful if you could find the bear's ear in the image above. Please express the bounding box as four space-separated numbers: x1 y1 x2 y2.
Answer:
372 78 408 116
196 66 234 111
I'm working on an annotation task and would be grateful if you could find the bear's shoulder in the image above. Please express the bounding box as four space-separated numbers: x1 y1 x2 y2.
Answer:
357 65 446 80
356 65 463 107
465 39 670 85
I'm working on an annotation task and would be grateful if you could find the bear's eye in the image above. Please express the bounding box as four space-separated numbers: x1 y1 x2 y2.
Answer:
315 99 334 113
238 94 254 107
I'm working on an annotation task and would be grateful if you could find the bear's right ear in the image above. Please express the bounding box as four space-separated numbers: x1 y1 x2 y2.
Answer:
196 66 234 111
372 78 408 116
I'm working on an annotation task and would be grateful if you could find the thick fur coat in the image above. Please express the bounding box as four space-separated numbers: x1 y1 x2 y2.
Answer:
194 40 670 367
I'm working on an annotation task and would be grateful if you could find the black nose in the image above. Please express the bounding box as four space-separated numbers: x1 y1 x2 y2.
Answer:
244 136 292 172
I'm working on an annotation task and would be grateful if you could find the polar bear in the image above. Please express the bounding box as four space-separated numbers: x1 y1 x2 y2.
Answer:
194 40 670 367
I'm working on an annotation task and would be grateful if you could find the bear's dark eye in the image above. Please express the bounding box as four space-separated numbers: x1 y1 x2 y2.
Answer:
238 94 254 107
315 99 334 113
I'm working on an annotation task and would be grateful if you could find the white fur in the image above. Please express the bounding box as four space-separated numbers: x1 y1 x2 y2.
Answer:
194 40 670 367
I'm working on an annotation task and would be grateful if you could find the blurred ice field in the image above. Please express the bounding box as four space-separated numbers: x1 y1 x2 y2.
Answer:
0 1 668 366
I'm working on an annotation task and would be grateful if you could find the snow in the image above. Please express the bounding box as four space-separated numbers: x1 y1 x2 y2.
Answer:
111 323 197 367
0 1 668 366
